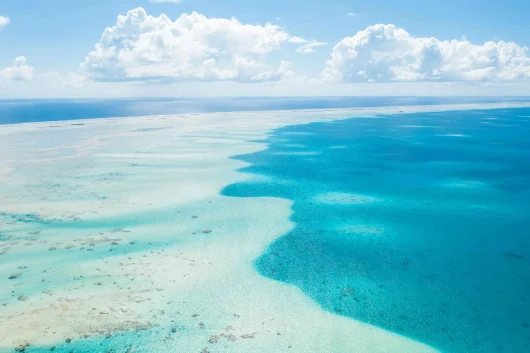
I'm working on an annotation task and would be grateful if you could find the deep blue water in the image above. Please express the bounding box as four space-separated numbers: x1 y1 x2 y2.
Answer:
223 107 530 353
2 96 530 125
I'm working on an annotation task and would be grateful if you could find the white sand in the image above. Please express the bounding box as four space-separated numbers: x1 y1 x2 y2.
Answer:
1 102 529 352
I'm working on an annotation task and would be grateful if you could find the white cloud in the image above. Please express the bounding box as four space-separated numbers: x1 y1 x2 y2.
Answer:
150 0 183 3
288 36 309 44
347 12 357 17
82 8 311 83
63 73 87 89
0 57 34 82
323 24 530 82
0 16 10 29
296 40 327 54
288 36 327 54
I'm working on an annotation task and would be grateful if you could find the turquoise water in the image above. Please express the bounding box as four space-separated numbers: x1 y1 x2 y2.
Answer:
223 108 530 352
2 105 530 352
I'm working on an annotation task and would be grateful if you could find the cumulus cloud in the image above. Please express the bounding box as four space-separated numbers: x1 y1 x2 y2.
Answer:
82 8 310 83
323 24 530 82
0 57 34 81
0 16 10 29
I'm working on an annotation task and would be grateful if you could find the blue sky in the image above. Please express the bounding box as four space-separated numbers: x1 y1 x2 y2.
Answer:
1 0 530 97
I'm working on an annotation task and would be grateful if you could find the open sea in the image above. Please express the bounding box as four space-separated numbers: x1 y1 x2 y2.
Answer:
1 97 530 353
2 96 530 125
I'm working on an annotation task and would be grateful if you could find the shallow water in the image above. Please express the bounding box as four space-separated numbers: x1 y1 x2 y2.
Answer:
1 105 529 353
223 107 530 353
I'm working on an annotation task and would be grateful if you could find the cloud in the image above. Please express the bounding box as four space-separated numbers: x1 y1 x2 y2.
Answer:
288 37 327 54
82 8 310 83
296 40 327 54
150 0 183 3
0 16 10 29
63 73 87 89
288 36 309 44
0 57 34 81
347 12 357 17
323 24 530 82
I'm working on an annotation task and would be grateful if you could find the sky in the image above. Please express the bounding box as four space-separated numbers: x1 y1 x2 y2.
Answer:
1 0 530 98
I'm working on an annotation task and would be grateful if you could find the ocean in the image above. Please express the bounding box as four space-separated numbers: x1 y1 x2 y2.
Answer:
223 106 530 353
1 99 529 353
2 96 530 125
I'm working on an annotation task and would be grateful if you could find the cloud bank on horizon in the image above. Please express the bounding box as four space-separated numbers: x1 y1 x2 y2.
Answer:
81 8 301 83
2 7 530 91
323 24 530 83
80 8 530 84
